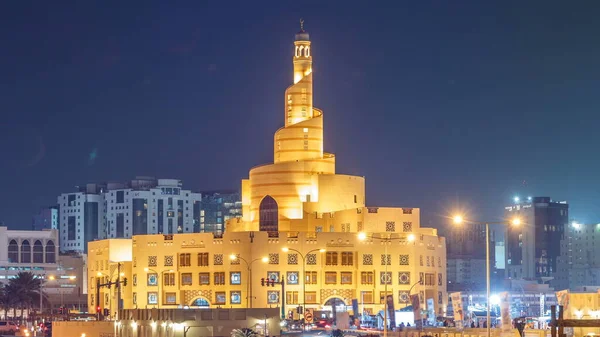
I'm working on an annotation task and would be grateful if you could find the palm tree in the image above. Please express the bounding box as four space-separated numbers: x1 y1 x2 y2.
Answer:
7 272 42 319
231 328 259 337
0 283 8 320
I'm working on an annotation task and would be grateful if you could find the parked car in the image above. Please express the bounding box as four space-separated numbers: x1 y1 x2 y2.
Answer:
0 321 19 334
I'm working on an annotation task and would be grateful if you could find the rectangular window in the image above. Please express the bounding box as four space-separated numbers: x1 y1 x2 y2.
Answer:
341 252 353 266
425 273 435 286
163 273 176 286
214 272 225 285
341 272 353 285
305 291 317 304
199 273 210 285
215 291 226 304
116 213 124 237
380 291 392 304
287 291 299 305
179 253 191 267
325 272 337 284
181 273 193 286
361 291 373 304
198 253 209 266
305 271 317 284
148 292 158 305
68 216 76 240
230 272 241 285
361 271 374 285
326 252 338 266
165 292 176 305
116 191 125 204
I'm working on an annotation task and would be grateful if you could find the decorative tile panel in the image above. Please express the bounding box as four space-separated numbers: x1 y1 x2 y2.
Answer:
148 256 157 267
386 221 396 232
403 222 413 232
269 253 279 265
399 291 410 303
183 289 213 304
164 255 173 267
381 254 391 265
399 255 409 265
267 291 280 304
230 254 240 265
306 254 317 265
267 271 280 282
214 254 223 265
287 272 299 285
380 272 392 285
398 272 410 285
363 254 373 265
288 254 298 265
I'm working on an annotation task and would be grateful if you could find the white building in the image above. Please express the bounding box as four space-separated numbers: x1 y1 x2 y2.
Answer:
58 177 202 253
0 226 87 312
555 222 600 290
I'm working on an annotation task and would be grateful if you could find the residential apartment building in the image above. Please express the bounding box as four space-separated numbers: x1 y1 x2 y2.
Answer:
57 177 201 253
555 222 600 290
199 190 242 234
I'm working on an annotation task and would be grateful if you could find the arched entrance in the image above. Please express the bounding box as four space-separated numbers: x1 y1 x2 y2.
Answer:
324 297 346 308
323 297 347 325
189 297 210 308
259 195 278 232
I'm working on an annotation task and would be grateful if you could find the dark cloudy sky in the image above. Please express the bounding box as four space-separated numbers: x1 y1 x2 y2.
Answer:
2 1 600 229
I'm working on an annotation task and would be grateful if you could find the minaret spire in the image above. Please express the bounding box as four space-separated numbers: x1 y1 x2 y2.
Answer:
300 18 304 31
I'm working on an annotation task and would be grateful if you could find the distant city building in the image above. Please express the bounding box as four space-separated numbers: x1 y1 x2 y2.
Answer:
555 222 600 290
504 196 568 283
0 226 87 312
446 224 496 291
57 177 201 253
32 206 59 230
199 190 242 234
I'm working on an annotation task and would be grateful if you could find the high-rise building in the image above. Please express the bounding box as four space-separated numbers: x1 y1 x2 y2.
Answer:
57 177 201 253
88 24 448 318
555 222 600 290
504 196 568 282
199 190 242 234
32 206 59 230
445 224 496 291
57 183 105 253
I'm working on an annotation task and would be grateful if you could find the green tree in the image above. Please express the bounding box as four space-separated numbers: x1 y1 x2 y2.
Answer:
8 272 42 319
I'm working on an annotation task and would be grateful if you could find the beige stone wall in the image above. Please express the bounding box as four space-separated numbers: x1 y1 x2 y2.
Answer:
87 230 447 317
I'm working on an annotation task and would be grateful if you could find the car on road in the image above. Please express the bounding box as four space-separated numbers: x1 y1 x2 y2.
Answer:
0 321 18 334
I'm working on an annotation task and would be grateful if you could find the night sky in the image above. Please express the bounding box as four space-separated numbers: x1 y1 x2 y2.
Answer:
2 2 600 230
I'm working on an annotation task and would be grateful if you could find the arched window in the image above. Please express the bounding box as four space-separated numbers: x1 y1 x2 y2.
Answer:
259 195 278 232
45 240 56 263
33 240 44 263
21 240 31 263
8 240 18 263
305 46 310 57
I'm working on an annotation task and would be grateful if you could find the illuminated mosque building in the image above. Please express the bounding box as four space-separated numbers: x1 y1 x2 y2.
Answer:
88 24 447 320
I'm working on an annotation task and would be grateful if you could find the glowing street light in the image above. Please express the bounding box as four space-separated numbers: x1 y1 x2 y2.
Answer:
228 254 268 308
450 214 522 337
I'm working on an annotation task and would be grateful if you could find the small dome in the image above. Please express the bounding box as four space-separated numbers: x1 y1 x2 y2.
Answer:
295 30 310 41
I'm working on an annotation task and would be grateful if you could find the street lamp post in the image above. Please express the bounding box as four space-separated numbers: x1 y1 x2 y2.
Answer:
143 268 174 309
229 254 268 308
98 270 124 317
358 232 415 337
452 215 521 337
281 247 326 323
